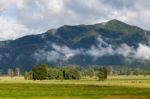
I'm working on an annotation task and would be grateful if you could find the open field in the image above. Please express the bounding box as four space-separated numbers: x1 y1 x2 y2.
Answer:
0 76 150 99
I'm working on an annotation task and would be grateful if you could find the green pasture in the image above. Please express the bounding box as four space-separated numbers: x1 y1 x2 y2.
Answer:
0 75 150 99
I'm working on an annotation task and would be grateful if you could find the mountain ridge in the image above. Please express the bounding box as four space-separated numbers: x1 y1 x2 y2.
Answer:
0 19 150 72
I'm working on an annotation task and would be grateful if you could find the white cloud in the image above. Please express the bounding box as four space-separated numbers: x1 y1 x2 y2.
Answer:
86 36 114 59
33 36 150 62
0 0 150 40
0 16 29 40
33 43 83 62
135 44 150 60
40 0 64 13
34 50 62 62
116 44 135 57
51 43 82 59
86 36 150 61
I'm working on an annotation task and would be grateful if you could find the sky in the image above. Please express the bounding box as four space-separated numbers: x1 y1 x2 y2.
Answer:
0 0 150 41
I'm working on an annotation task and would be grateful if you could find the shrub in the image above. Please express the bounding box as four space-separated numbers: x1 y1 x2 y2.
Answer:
32 64 48 80
97 67 107 81
63 67 81 80
47 68 63 80
24 71 33 80
83 68 94 77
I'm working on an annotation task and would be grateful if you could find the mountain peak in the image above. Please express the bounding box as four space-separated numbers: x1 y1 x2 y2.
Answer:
107 19 123 23
105 19 128 26
99 19 145 34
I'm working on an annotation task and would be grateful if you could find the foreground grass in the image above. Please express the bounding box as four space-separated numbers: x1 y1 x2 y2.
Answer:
0 83 150 99
0 76 150 99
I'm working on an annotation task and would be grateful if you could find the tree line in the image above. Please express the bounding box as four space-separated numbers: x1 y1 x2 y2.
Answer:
24 64 108 81
0 68 21 78
1 65 149 80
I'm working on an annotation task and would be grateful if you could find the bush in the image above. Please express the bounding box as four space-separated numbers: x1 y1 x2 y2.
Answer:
63 67 81 80
83 68 94 77
25 65 81 80
32 64 48 80
47 68 63 80
97 67 107 81
24 71 33 80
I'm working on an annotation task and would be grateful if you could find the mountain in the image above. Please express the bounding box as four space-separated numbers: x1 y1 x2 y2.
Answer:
0 19 150 72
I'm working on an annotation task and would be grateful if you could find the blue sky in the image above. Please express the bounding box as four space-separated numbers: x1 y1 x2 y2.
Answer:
0 0 150 41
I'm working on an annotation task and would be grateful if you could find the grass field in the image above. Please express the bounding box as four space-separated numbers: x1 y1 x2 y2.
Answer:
0 76 150 99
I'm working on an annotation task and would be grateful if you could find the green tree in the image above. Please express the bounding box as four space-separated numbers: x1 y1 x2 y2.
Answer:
47 68 59 80
103 67 108 80
126 69 131 76
24 71 33 80
8 68 14 78
16 67 20 76
133 70 139 76
47 68 64 80
57 69 64 80
97 67 107 81
144 71 147 77
63 67 81 80
40 64 48 79
83 68 94 77
107 66 113 75
32 64 48 80
32 66 39 80
0 69 2 76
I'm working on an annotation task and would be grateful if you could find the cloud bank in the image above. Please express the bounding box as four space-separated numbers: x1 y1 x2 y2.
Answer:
33 36 150 63
33 43 83 62
0 0 150 40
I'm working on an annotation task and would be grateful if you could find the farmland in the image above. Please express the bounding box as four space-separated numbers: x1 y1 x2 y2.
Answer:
0 76 150 99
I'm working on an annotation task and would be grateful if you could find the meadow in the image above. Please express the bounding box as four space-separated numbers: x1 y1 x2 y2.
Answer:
0 75 150 99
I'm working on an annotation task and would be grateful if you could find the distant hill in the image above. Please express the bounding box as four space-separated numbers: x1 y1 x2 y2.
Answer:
0 19 150 72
